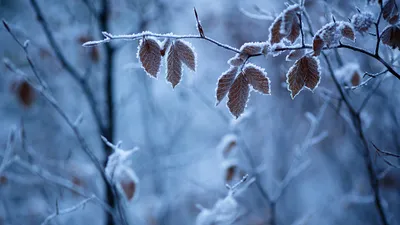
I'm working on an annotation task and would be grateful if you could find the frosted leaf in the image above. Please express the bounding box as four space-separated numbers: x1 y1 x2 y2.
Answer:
160 38 171 56
221 159 239 182
243 63 271 94
351 12 374 33
214 195 243 224
239 42 265 55
312 35 324 56
217 134 238 158
318 22 341 46
195 208 216 225
269 17 285 44
286 56 321 99
216 67 239 105
338 22 356 41
335 63 362 86
269 42 287 57
286 49 306 61
383 0 399 24
138 38 162 78
175 40 196 71
227 53 246 66
286 15 301 43
281 4 302 43
227 73 250 118
166 42 183 88
381 24 400 49
115 167 139 201
105 146 137 181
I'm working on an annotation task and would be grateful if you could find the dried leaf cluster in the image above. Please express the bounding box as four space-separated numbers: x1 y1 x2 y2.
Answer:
137 37 196 87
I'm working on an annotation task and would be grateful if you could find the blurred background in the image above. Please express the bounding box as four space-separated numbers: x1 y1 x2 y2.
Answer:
0 0 399 224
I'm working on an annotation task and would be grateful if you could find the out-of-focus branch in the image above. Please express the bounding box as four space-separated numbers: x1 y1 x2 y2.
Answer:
28 0 105 134
41 196 96 225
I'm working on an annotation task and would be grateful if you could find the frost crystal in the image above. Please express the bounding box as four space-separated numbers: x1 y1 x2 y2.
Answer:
351 12 374 33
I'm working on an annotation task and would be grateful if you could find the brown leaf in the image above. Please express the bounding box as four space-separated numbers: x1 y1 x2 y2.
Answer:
160 38 171 56
13 80 35 107
351 71 361 86
175 40 196 71
227 73 250 118
312 35 324 56
216 66 239 105
286 15 301 43
223 140 237 158
340 22 356 41
166 43 183 88
286 49 306 61
383 0 399 24
269 17 285 44
138 38 162 77
351 12 374 33
225 165 237 182
381 24 400 49
281 5 301 43
120 180 136 201
286 56 321 99
243 64 270 95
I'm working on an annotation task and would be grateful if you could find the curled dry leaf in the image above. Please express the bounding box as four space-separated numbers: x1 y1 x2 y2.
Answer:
286 55 321 99
216 67 239 105
351 12 374 33
351 71 361 86
166 42 183 88
381 24 400 49
313 21 355 56
138 38 162 78
160 38 171 56
175 40 196 71
243 63 270 94
286 49 306 61
383 0 399 24
227 73 250 118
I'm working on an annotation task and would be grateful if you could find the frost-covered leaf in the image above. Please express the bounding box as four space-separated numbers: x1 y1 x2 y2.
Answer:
239 42 265 55
286 49 306 61
286 15 301 43
160 38 171 56
166 43 183 88
318 22 341 46
116 168 139 201
269 4 302 44
216 67 239 105
281 5 301 35
312 35 324 56
381 24 400 49
243 63 270 94
214 195 243 224
269 17 285 44
286 56 321 99
383 0 399 24
175 40 196 71
339 22 356 41
217 134 238 158
227 73 250 118
351 12 374 33
138 38 162 78
227 54 247 66
335 63 362 86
